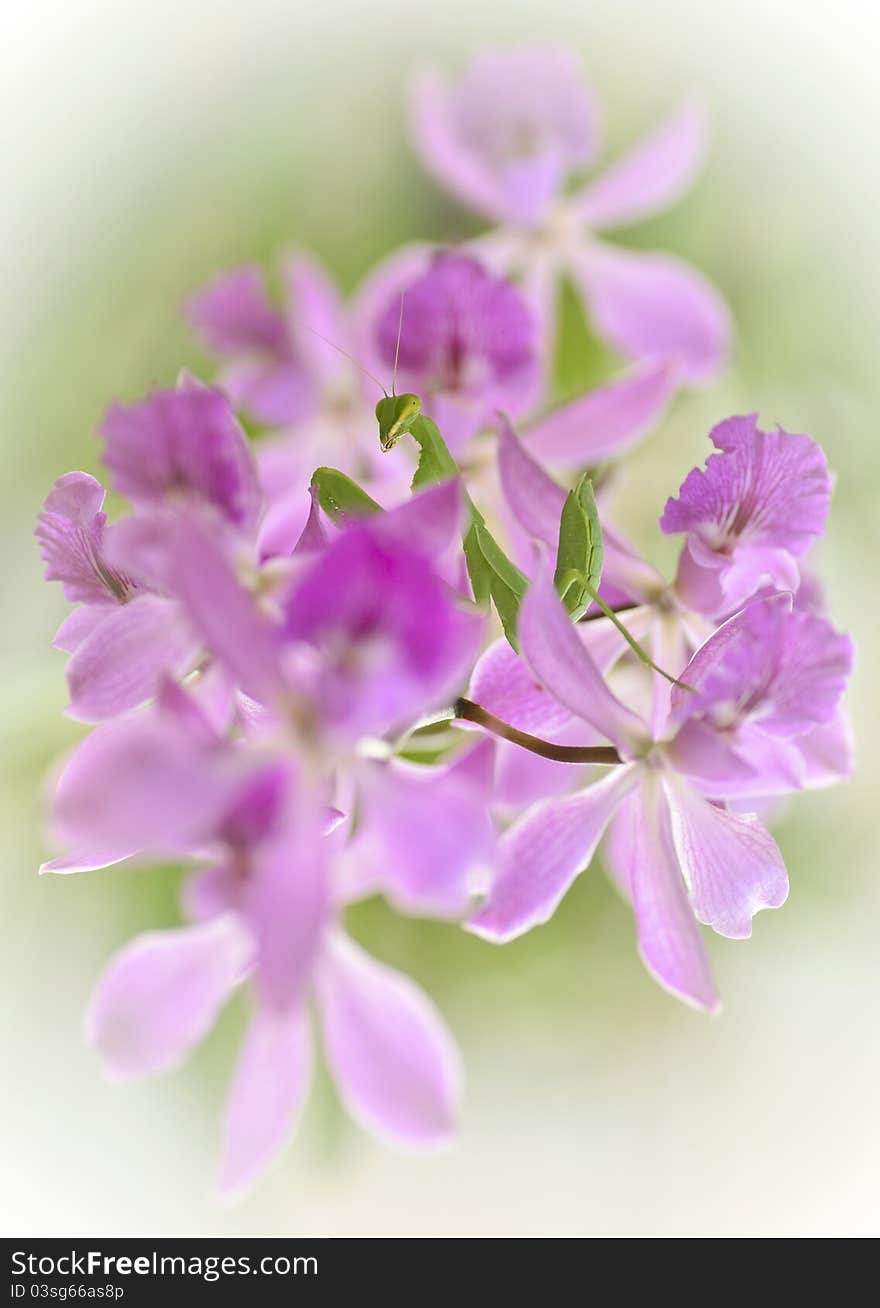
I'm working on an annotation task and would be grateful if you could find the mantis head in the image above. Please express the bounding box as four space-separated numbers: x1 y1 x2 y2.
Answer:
376 393 422 452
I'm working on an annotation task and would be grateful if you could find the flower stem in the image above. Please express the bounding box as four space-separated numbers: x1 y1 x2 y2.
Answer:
453 697 622 764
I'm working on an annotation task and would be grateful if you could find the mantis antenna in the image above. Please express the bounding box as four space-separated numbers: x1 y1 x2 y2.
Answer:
391 292 405 398
298 322 388 397
297 314 422 453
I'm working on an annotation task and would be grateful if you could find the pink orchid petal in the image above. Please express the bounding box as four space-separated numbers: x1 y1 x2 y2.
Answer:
100 387 262 529
575 99 707 231
218 1003 312 1196
350 242 434 403
85 915 251 1079
469 637 575 735
35 472 132 607
186 265 286 357
244 791 330 1012
572 242 731 384
52 605 111 654
257 485 314 563
673 592 853 740
350 745 495 917
525 358 676 467
376 478 464 558
627 777 720 1012
171 516 285 706
39 847 136 876
290 486 329 559
664 776 789 939
469 764 639 942
409 50 599 226
50 711 245 863
493 737 588 810
221 358 313 428
663 414 832 555
283 250 350 390
316 930 462 1148
66 594 198 722
597 526 667 605
408 70 516 224
795 710 855 788
664 718 757 790
497 415 565 547
518 566 649 754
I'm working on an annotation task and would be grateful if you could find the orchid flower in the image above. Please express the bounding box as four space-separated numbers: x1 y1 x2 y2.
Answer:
409 47 731 383
187 251 405 527
467 574 851 1011
52 682 463 1194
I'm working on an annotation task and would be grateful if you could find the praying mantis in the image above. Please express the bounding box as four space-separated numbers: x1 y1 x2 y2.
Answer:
302 295 423 452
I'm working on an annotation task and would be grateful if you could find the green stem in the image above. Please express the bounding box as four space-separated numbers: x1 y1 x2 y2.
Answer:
585 585 694 693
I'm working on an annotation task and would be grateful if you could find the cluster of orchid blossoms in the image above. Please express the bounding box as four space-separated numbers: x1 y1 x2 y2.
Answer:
36 48 853 1195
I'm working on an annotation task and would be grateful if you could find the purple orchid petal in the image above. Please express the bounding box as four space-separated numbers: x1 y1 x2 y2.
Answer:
222 358 314 429
52 605 110 654
187 266 287 357
673 593 853 739
49 709 249 864
409 69 513 223
367 250 540 451
291 485 330 558
39 847 136 876
243 787 330 1012
349 743 495 917
497 415 565 547
375 478 464 559
218 1002 312 1196
316 930 462 1148
171 516 285 706
409 49 599 226
283 251 350 391
469 637 575 735
571 242 731 384
518 566 649 754
66 594 198 722
601 524 668 605
282 521 483 740
624 776 720 1012
524 359 676 467
469 764 639 942
181 862 242 922
100 386 262 530
663 718 757 790
85 915 251 1079
575 98 707 231
663 776 789 939
100 513 180 594
662 415 832 610
492 735 588 810
36 472 135 606
186 266 314 427
795 710 855 788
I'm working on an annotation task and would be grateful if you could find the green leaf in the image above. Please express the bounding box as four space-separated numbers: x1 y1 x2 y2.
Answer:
408 415 458 489
311 467 382 524
554 474 604 620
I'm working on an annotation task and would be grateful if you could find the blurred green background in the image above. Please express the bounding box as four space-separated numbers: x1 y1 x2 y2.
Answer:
2 0 878 1236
